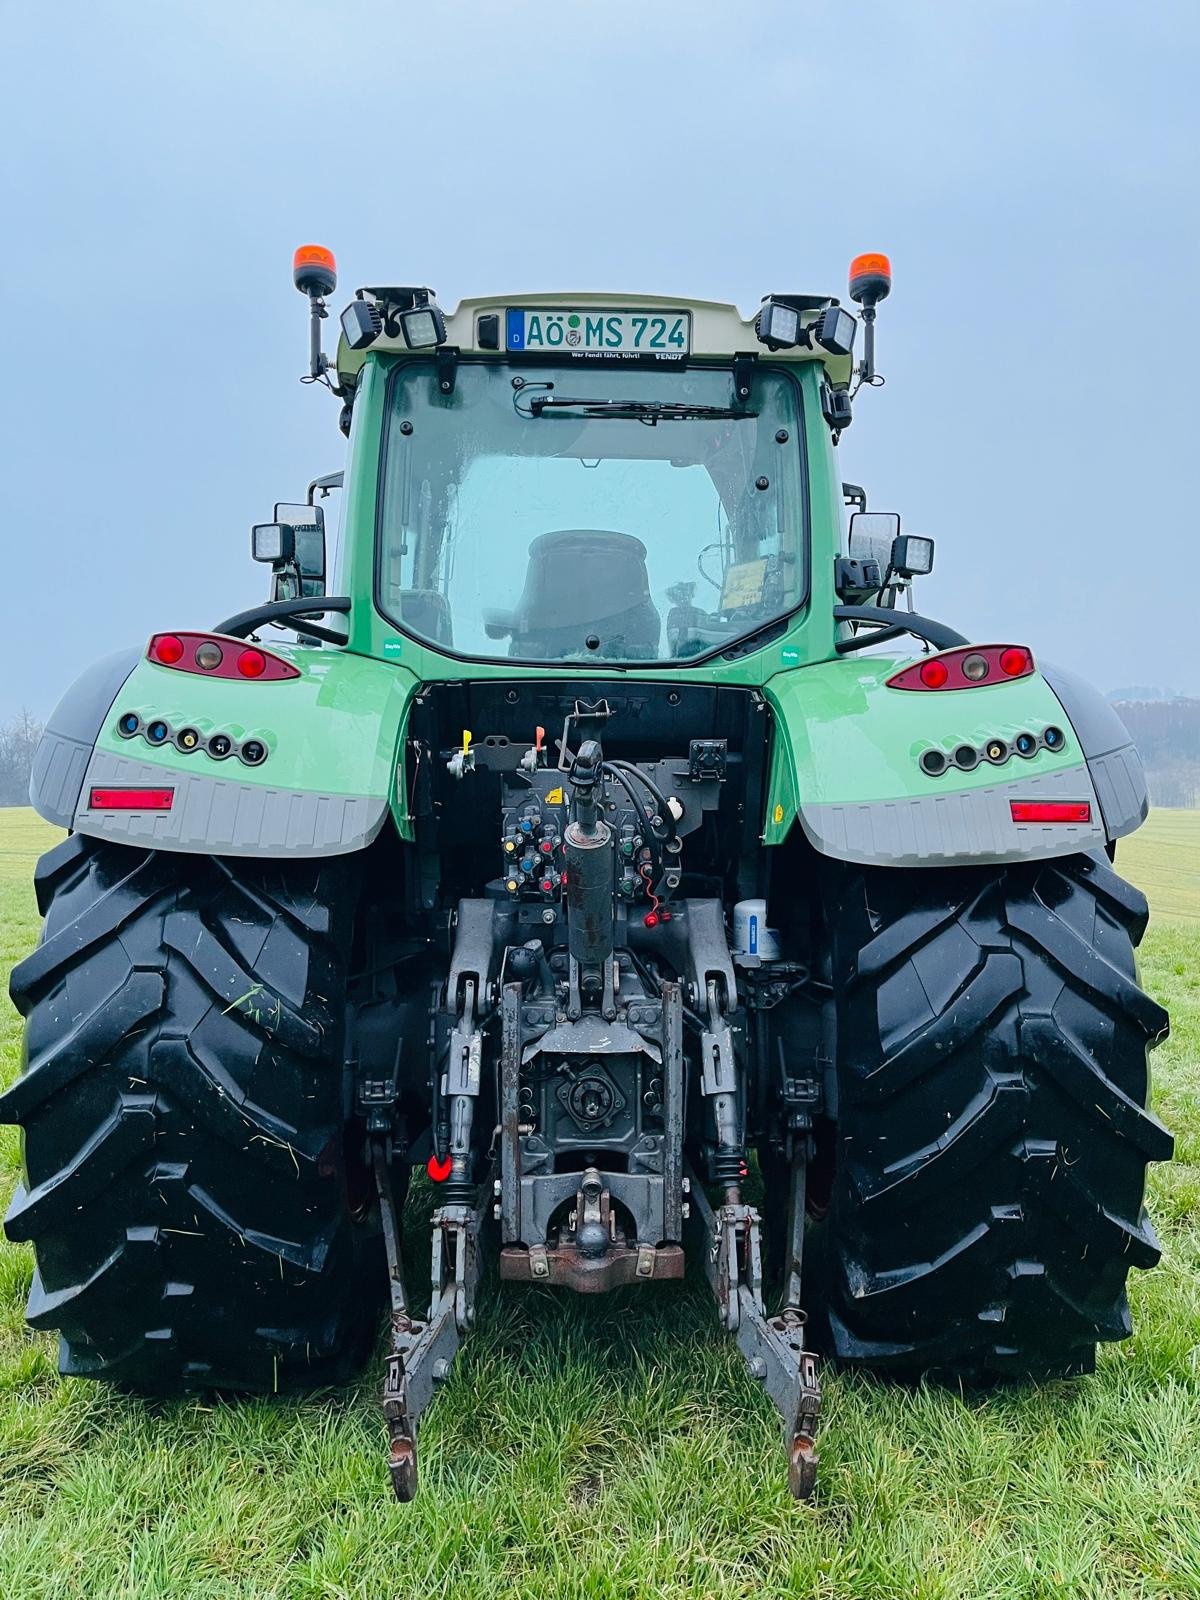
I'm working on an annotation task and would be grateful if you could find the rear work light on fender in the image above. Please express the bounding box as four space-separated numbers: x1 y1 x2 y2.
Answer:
89 787 174 811
146 632 300 681
886 644 1034 691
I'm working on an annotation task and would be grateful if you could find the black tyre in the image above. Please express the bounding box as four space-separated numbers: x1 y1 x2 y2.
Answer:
821 851 1172 1378
2 835 379 1389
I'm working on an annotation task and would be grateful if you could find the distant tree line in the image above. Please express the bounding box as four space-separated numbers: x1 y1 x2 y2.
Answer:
1112 699 1200 809
0 711 44 807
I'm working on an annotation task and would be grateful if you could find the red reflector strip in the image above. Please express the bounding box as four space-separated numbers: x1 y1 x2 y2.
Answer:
1009 801 1090 824
89 787 174 811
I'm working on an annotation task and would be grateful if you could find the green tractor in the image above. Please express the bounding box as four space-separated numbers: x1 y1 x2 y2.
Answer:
3 248 1172 1499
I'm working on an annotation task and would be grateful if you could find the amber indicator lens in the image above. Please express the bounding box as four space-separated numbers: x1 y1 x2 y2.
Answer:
195 641 223 670
961 654 990 681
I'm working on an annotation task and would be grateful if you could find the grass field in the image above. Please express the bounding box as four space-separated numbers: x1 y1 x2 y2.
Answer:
0 807 1197 1599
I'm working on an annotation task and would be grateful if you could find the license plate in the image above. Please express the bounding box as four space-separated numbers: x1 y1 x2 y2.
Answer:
505 308 690 357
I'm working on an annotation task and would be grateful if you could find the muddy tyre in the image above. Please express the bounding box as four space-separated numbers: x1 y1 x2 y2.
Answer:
822 851 1171 1378
2 835 379 1390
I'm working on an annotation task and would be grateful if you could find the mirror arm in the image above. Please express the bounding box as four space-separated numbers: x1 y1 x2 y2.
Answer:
833 605 969 655
214 596 351 646
834 623 908 655
308 470 344 503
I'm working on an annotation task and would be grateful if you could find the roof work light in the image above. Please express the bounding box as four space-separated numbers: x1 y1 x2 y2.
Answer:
397 292 448 349
755 298 857 359
341 297 384 351
755 299 802 350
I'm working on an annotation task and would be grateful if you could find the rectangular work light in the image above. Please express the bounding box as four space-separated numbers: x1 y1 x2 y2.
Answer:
341 298 384 351
399 302 448 349
755 300 801 350
812 305 857 358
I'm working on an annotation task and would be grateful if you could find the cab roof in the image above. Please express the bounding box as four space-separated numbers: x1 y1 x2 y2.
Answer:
334 288 853 388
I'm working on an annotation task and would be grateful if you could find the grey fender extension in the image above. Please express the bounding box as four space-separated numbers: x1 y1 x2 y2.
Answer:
74 750 387 858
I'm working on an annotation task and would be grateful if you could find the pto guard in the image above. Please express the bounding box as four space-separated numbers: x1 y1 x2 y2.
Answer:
763 655 1148 867
31 643 420 858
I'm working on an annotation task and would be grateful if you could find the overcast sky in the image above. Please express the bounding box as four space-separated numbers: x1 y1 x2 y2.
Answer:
3 0 1196 721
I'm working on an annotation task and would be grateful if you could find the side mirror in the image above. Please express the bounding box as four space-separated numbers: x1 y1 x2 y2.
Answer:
252 503 327 600
848 511 901 572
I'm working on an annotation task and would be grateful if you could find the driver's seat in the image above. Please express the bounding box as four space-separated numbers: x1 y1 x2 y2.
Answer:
502 529 661 659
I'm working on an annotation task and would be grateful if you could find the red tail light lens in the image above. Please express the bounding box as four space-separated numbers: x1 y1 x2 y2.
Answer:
151 635 184 665
1010 801 1091 824
146 632 299 681
888 644 1036 691
1000 647 1031 677
89 787 174 811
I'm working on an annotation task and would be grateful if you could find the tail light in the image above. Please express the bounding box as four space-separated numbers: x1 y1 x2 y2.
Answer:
147 632 299 681
887 644 1034 691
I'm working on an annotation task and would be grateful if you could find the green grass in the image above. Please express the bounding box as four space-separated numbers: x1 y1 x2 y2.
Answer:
0 805 1197 1599
1119 810 1200 926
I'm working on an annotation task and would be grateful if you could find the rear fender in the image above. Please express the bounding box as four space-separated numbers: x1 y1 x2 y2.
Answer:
763 654 1146 867
33 642 420 858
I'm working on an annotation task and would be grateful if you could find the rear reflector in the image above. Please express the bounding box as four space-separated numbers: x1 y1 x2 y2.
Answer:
1010 801 1090 824
89 787 174 811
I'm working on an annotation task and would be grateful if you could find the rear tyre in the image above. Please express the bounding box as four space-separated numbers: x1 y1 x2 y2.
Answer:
821 851 1172 1378
2 835 380 1390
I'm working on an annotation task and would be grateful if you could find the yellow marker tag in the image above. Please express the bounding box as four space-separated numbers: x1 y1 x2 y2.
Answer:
461 729 473 755
546 787 564 806
773 803 785 825
504 840 515 853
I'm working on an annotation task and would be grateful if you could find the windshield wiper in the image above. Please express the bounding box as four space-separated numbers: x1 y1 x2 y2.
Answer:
527 397 757 425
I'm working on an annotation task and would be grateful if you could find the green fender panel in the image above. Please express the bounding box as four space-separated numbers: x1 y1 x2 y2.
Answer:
763 655 1141 867
48 644 421 857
